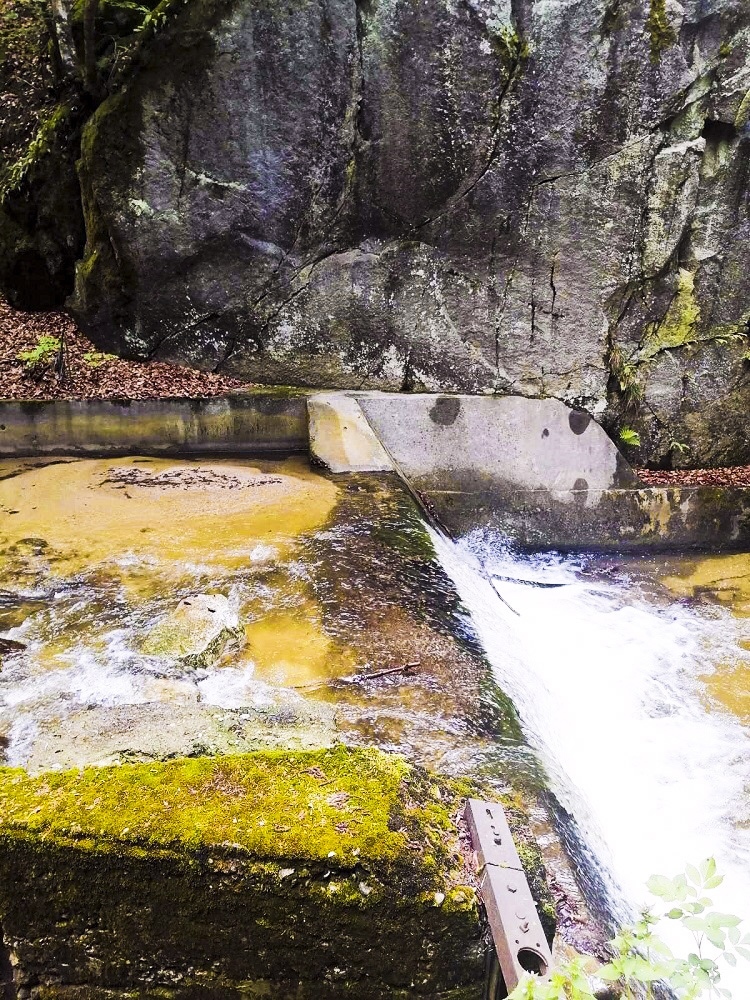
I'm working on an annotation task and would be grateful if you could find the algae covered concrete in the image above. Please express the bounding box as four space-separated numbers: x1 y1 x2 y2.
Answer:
426 482 750 553
0 454 526 774
656 552 750 722
0 394 309 458
0 455 337 580
0 747 487 999
0 455 345 768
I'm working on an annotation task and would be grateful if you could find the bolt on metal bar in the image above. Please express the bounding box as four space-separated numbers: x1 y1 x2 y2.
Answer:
465 799 552 996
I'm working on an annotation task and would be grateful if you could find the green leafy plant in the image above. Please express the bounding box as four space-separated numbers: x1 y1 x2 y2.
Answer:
83 349 116 367
16 335 61 370
619 427 641 448
509 956 596 1000
508 860 749 1000
669 439 690 456
607 342 644 407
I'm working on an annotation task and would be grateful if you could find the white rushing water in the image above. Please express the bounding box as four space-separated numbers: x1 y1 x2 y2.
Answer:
432 528 750 993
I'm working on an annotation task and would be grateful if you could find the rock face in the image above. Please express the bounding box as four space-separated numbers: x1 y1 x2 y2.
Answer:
142 594 245 668
3 0 750 466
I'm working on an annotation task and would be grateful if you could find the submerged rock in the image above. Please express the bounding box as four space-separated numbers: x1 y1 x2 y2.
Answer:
142 594 245 668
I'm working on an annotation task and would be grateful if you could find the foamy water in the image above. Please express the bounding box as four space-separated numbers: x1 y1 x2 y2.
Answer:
432 528 750 992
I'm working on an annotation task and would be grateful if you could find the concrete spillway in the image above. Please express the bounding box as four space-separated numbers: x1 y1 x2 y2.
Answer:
308 391 750 551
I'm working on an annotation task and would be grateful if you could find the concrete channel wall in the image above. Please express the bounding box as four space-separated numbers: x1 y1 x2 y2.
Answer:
309 392 750 552
1 391 748 550
0 394 309 456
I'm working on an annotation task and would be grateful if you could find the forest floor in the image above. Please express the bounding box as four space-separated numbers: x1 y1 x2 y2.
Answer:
0 300 249 399
2 301 750 487
636 466 750 487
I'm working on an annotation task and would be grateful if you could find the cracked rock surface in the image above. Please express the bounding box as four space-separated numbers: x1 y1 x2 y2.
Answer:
7 0 750 466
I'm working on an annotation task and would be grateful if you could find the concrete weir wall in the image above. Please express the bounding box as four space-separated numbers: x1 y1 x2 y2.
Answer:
0 393 309 456
0 391 748 549
309 392 750 552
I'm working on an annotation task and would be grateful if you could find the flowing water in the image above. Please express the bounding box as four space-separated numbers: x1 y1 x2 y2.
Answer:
432 529 750 992
0 456 522 780
3 454 750 990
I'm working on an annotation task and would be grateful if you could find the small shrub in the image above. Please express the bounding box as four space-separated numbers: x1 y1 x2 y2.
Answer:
509 860 749 1000
16 335 61 370
83 349 116 367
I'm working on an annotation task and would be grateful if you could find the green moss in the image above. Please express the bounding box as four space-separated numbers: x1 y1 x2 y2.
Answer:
735 89 750 130
490 26 529 70
0 103 70 202
646 0 675 62
0 747 469 880
369 484 438 561
0 749 490 997
637 274 750 366
642 268 700 357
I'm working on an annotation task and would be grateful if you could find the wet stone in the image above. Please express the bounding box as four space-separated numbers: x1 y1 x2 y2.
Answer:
141 593 246 669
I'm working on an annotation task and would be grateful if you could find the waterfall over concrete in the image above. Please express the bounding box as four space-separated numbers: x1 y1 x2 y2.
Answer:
432 528 750 993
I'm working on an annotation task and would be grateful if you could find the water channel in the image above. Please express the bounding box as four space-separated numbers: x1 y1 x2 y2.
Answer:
1 454 749 990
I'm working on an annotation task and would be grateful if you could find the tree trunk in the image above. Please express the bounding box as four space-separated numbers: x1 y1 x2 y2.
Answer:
49 0 78 79
83 0 100 96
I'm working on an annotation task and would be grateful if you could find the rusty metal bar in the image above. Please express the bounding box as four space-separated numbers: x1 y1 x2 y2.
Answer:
465 799 552 996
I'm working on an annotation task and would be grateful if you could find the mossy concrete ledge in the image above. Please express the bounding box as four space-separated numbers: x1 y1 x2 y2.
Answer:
0 747 491 999
0 393 310 457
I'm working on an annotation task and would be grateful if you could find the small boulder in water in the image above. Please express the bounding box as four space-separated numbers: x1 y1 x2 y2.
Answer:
143 595 245 669
0 636 26 655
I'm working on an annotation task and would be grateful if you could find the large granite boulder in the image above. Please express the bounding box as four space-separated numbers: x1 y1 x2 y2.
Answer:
3 0 750 466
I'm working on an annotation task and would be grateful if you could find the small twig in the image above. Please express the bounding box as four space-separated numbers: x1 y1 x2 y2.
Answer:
488 576 521 616
491 573 566 589
292 662 420 692
359 661 420 680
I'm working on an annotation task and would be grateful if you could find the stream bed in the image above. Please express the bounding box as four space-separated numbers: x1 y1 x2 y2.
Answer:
0 456 523 780
1 454 749 986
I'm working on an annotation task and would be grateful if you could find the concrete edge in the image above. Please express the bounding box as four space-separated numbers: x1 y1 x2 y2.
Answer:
307 393 393 473
1 390 748 551
0 394 309 457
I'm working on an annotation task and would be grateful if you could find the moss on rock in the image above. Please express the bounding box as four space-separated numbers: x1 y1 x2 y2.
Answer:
642 268 701 357
645 0 675 61
0 103 71 202
0 748 491 998
0 747 462 872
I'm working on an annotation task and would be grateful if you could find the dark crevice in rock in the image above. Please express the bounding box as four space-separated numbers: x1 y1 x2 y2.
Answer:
353 0 370 145
489 234 501 372
400 347 415 392
548 259 558 336
701 117 738 145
